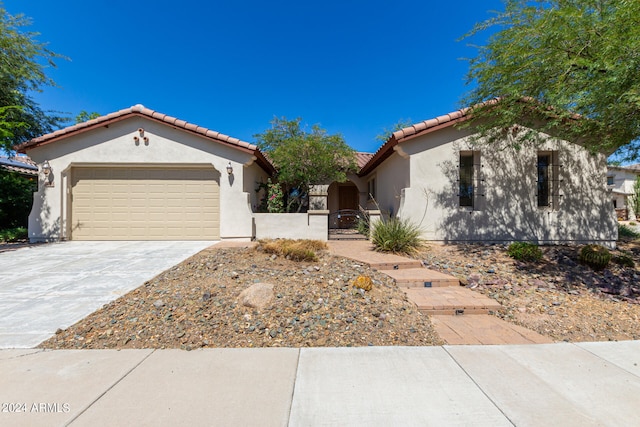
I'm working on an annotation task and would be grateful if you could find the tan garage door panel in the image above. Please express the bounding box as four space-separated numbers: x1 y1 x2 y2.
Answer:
71 167 219 240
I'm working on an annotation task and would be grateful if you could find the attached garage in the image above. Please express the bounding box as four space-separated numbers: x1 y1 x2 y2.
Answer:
19 104 275 242
70 167 220 240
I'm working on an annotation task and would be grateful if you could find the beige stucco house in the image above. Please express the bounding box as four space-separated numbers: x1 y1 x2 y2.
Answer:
18 105 273 242
20 104 617 246
607 164 640 220
353 109 617 246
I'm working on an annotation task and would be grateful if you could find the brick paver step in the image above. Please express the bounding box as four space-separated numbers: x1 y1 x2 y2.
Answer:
326 241 422 270
384 268 460 288
431 314 553 345
404 287 502 315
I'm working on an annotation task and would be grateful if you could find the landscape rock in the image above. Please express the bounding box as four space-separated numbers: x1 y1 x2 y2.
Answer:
238 283 275 309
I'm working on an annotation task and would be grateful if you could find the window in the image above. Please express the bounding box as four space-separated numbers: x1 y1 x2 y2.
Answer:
367 177 376 200
537 151 559 208
607 176 614 186
459 152 475 207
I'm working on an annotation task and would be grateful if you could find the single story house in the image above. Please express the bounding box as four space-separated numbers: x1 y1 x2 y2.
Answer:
19 104 617 246
607 164 640 220
18 105 273 241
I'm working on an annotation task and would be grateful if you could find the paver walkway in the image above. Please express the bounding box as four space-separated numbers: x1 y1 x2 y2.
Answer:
327 240 552 345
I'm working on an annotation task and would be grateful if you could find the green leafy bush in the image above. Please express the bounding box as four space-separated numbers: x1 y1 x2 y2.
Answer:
506 242 542 262
356 210 370 236
371 218 424 255
266 179 284 213
579 244 612 270
618 224 640 240
0 170 36 229
0 227 27 242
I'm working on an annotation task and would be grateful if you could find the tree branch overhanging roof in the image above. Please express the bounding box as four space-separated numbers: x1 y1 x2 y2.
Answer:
358 107 471 176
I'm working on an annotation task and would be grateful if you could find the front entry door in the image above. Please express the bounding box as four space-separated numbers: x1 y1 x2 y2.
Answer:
338 185 359 228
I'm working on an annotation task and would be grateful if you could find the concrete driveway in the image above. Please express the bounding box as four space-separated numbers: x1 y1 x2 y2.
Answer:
0 241 216 348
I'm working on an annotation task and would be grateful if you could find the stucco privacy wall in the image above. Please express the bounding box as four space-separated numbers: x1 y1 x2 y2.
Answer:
394 126 617 246
26 116 261 241
254 213 328 240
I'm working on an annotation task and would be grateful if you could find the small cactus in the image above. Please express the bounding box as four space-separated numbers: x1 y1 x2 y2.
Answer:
352 275 373 291
579 244 611 270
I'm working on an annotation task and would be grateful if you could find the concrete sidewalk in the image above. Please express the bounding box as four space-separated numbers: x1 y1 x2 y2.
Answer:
1 342 639 426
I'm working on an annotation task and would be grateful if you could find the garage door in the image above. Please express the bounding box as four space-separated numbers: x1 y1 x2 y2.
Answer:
70 167 220 240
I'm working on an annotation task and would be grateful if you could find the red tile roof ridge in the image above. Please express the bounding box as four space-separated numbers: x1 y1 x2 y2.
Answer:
18 104 259 152
391 107 470 141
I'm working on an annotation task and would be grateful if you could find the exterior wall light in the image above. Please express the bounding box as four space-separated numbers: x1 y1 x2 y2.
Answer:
226 162 233 175
42 160 54 187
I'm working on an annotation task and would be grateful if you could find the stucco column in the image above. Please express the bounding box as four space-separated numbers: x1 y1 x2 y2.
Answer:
308 185 329 211
366 210 382 240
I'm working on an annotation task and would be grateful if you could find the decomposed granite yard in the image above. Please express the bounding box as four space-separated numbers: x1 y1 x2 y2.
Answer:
38 239 640 349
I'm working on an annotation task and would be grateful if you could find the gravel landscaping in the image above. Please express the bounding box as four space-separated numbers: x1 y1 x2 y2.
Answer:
18 235 640 349
39 244 443 349
420 240 640 342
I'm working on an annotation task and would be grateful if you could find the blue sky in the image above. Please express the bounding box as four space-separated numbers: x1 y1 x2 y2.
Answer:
5 0 505 153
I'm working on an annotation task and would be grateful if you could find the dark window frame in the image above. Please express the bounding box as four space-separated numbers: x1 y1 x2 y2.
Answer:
459 152 475 208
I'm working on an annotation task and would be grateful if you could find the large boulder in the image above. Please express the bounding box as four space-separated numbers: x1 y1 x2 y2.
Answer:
238 283 274 309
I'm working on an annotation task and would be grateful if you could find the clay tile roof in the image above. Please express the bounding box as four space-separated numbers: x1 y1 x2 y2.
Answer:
355 152 374 169
16 104 275 174
361 107 471 176
16 104 260 152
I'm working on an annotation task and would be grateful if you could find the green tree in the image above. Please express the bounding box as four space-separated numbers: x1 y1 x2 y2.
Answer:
75 111 100 124
0 170 35 229
462 0 640 159
255 117 357 212
0 4 67 153
631 175 640 218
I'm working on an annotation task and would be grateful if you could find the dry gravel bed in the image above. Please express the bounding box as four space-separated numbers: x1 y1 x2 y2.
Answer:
26 237 640 348
420 240 640 342
40 245 442 349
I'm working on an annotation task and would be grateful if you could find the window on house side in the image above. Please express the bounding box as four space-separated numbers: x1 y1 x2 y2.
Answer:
537 154 551 207
459 153 474 207
607 176 614 186
368 177 376 200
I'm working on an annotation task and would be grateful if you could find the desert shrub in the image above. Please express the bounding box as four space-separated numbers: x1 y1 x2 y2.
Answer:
0 227 27 242
371 218 424 255
618 224 640 240
257 239 327 262
352 275 373 291
506 242 542 262
579 244 612 270
613 253 635 268
356 210 370 236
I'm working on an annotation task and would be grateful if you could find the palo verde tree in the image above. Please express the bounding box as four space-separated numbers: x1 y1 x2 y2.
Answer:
254 117 357 212
462 0 640 160
375 118 414 143
0 3 66 153
74 110 100 124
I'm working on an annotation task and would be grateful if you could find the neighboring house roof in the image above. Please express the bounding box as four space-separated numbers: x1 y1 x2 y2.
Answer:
359 108 470 176
16 104 275 174
0 156 38 176
612 189 634 195
609 164 640 173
